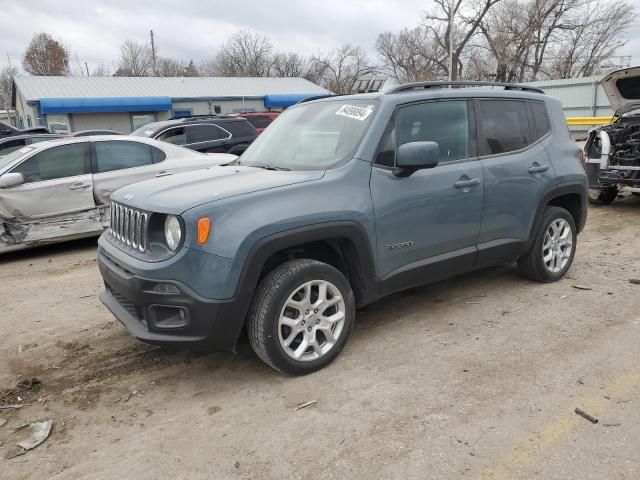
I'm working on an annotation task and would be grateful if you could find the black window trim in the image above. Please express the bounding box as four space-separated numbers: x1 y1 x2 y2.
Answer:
373 97 478 171
90 139 166 175
9 141 91 184
473 97 547 160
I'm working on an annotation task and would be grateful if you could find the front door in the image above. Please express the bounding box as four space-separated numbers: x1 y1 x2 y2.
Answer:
0 142 98 241
370 100 483 295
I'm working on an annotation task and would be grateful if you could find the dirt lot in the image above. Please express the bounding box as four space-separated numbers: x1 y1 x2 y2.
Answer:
1 197 640 480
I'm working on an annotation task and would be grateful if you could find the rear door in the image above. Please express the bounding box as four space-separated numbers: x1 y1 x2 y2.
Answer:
91 139 168 205
475 98 555 265
0 142 95 221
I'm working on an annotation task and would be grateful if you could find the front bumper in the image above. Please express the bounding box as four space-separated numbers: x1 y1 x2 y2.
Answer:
98 248 245 351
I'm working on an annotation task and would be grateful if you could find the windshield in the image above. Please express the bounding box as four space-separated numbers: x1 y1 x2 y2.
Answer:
239 100 378 171
0 146 34 172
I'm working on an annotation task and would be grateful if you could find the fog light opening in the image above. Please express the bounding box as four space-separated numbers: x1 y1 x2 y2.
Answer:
148 305 189 329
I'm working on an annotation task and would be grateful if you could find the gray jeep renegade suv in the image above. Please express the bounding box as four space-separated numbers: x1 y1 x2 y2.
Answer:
98 81 588 375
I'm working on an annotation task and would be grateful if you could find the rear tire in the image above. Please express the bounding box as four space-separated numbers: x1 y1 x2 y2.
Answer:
517 206 577 283
247 259 355 375
588 186 618 205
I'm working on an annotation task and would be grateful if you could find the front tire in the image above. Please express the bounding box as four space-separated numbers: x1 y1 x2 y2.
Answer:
247 259 355 375
517 206 577 283
588 186 618 205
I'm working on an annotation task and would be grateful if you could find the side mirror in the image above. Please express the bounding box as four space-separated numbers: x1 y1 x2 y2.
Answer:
0 172 24 188
394 141 440 176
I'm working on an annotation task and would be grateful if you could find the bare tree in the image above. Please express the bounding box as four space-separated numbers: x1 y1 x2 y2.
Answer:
545 0 636 78
271 52 309 77
23 32 70 76
425 0 505 80
91 63 112 76
205 30 274 76
116 39 153 76
310 44 375 94
376 27 448 82
183 60 199 77
0 66 17 115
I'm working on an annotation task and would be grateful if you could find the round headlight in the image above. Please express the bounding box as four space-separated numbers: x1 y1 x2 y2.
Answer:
164 215 182 251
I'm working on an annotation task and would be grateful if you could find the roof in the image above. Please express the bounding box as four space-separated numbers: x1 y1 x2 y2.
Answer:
13 76 330 103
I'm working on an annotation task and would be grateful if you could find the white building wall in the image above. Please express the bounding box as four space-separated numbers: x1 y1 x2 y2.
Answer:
69 112 134 133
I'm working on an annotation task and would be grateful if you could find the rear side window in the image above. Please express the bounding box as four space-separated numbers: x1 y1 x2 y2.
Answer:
12 143 87 183
188 124 229 143
226 120 259 137
244 116 271 129
157 127 186 145
94 141 155 173
530 101 551 140
0 139 26 155
477 100 530 155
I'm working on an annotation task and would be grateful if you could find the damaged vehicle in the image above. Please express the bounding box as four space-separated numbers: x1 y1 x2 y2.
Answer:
584 67 640 204
0 136 235 253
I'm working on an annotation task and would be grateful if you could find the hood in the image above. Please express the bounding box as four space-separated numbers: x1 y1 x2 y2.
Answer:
601 67 640 115
111 166 325 214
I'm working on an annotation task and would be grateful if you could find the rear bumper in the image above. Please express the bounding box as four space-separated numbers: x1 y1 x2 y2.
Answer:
98 248 244 351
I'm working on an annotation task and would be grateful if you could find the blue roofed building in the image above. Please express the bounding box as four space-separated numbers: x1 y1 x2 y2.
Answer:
11 76 330 133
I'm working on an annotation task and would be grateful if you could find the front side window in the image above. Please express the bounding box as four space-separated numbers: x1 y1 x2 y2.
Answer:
94 141 154 173
157 127 186 145
12 143 87 183
377 100 470 167
240 100 378 171
478 100 530 155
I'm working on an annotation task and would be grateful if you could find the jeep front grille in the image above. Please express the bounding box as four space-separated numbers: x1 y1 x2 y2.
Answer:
108 202 149 252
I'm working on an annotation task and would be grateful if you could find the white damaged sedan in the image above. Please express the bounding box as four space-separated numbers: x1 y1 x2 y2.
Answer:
0 135 235 253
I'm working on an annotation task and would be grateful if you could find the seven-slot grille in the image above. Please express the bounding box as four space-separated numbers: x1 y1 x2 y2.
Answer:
108 202 149 252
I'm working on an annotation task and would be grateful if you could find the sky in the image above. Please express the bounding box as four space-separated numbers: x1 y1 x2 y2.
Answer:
1 0 639 74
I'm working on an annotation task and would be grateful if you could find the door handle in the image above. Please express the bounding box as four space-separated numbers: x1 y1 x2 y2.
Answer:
155 171 173 177
454 177 481 188
528 163 549 174
69 183 90 190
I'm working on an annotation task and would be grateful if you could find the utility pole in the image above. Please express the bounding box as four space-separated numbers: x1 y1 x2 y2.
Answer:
448 0 455 81
6 53 12 70
150 30 157 76
84 61 90 76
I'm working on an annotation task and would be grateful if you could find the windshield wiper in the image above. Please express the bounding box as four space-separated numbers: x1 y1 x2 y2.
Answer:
253 164 291 171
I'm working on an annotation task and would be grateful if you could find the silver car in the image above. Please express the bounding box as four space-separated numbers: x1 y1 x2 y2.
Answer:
0 135 235 253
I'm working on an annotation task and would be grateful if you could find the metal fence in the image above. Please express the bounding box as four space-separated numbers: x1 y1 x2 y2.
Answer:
525 76 613 137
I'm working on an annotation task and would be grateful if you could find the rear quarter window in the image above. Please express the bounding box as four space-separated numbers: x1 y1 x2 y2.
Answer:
530 101 551 140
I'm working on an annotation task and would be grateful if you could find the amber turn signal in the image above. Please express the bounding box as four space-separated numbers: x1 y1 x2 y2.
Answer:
197 217 211 245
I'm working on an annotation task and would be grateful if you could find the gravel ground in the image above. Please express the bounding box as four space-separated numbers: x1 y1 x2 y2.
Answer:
1 196 639 480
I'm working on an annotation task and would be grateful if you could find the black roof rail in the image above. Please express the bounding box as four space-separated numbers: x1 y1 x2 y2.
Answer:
388 81 544 95
170 114 236 121
295 94 339 104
